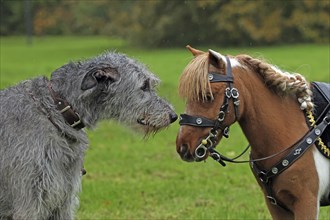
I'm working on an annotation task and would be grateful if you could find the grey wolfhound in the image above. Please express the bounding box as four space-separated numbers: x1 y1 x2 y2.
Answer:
0 51 177 219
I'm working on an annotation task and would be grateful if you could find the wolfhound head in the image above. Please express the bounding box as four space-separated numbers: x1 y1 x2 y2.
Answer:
50 51 177 134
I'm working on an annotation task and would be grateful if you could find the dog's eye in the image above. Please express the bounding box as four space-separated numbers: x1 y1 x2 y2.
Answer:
141 80 150 92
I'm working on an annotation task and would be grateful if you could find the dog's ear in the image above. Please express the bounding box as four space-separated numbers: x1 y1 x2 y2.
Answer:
81 67 119 90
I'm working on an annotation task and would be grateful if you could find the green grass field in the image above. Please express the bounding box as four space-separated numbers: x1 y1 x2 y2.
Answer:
0 36 329 219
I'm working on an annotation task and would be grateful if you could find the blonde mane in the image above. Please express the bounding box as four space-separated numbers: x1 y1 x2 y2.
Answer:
179 52 313 111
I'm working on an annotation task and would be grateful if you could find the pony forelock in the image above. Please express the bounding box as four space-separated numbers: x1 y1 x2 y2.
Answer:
178 53 212 101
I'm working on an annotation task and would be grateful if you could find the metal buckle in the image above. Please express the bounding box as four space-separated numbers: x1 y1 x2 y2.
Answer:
258 171 268 183
71 112 82 128
223 127 230 138
60 105 71 113
210 151 221 161
209 149 226 166
71 119 82 128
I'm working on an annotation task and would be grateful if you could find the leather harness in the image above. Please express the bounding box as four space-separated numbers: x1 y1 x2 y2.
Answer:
179 56 240 166
178 55 330 211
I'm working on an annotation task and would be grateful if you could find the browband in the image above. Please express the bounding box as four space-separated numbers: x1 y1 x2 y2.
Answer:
179 114 216 127
208 73 233 83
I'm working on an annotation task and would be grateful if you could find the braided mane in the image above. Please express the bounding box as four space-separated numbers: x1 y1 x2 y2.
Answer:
239 55 313 111
178 52 314 112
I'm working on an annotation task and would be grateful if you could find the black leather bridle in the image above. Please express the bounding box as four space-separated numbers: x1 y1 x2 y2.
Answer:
179 56 240 166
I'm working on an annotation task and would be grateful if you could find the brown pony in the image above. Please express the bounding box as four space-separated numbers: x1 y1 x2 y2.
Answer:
176 46 330 219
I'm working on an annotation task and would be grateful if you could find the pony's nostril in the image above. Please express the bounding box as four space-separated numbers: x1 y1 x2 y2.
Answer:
178 143 195 162
169 112 178 123
180 144 188 154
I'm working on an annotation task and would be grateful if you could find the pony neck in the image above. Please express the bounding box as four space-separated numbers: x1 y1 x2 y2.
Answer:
235 70 309 168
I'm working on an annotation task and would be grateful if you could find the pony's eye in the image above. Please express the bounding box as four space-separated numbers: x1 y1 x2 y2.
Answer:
205 94 213 102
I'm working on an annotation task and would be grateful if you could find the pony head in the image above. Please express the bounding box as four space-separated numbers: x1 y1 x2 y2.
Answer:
176 46 313 162
176 46 240 161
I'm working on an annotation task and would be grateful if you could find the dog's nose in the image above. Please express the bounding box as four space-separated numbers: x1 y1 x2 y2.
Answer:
169 112 178 123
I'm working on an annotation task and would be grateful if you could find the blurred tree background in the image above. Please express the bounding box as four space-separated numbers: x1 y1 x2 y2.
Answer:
0 0 329 48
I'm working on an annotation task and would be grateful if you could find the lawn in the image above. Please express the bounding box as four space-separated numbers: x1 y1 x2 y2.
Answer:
0 36 329 219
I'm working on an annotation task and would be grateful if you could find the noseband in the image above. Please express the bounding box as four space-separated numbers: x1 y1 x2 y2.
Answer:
179 56 240 165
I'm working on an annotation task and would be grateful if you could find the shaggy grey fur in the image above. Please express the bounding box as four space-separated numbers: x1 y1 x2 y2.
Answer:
0 51 177 219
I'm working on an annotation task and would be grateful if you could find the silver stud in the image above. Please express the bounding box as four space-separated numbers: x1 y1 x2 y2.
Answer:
306 137 313 144
271 167 278 174
208 74 214 81
196 118 202 125
315 128 321 136
58 101 62 105
282 160 289 167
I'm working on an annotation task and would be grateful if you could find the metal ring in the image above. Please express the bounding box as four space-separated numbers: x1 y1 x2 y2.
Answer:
231 88 239 99
218 111 225 121
195 145 208 159
223 127 230 136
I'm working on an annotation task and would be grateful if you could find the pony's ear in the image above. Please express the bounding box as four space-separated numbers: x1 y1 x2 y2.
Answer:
186 45 204 57
81 67 119 90
208 49 225 69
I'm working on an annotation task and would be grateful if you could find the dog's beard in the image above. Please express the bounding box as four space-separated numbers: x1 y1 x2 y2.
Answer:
130 123 163 139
